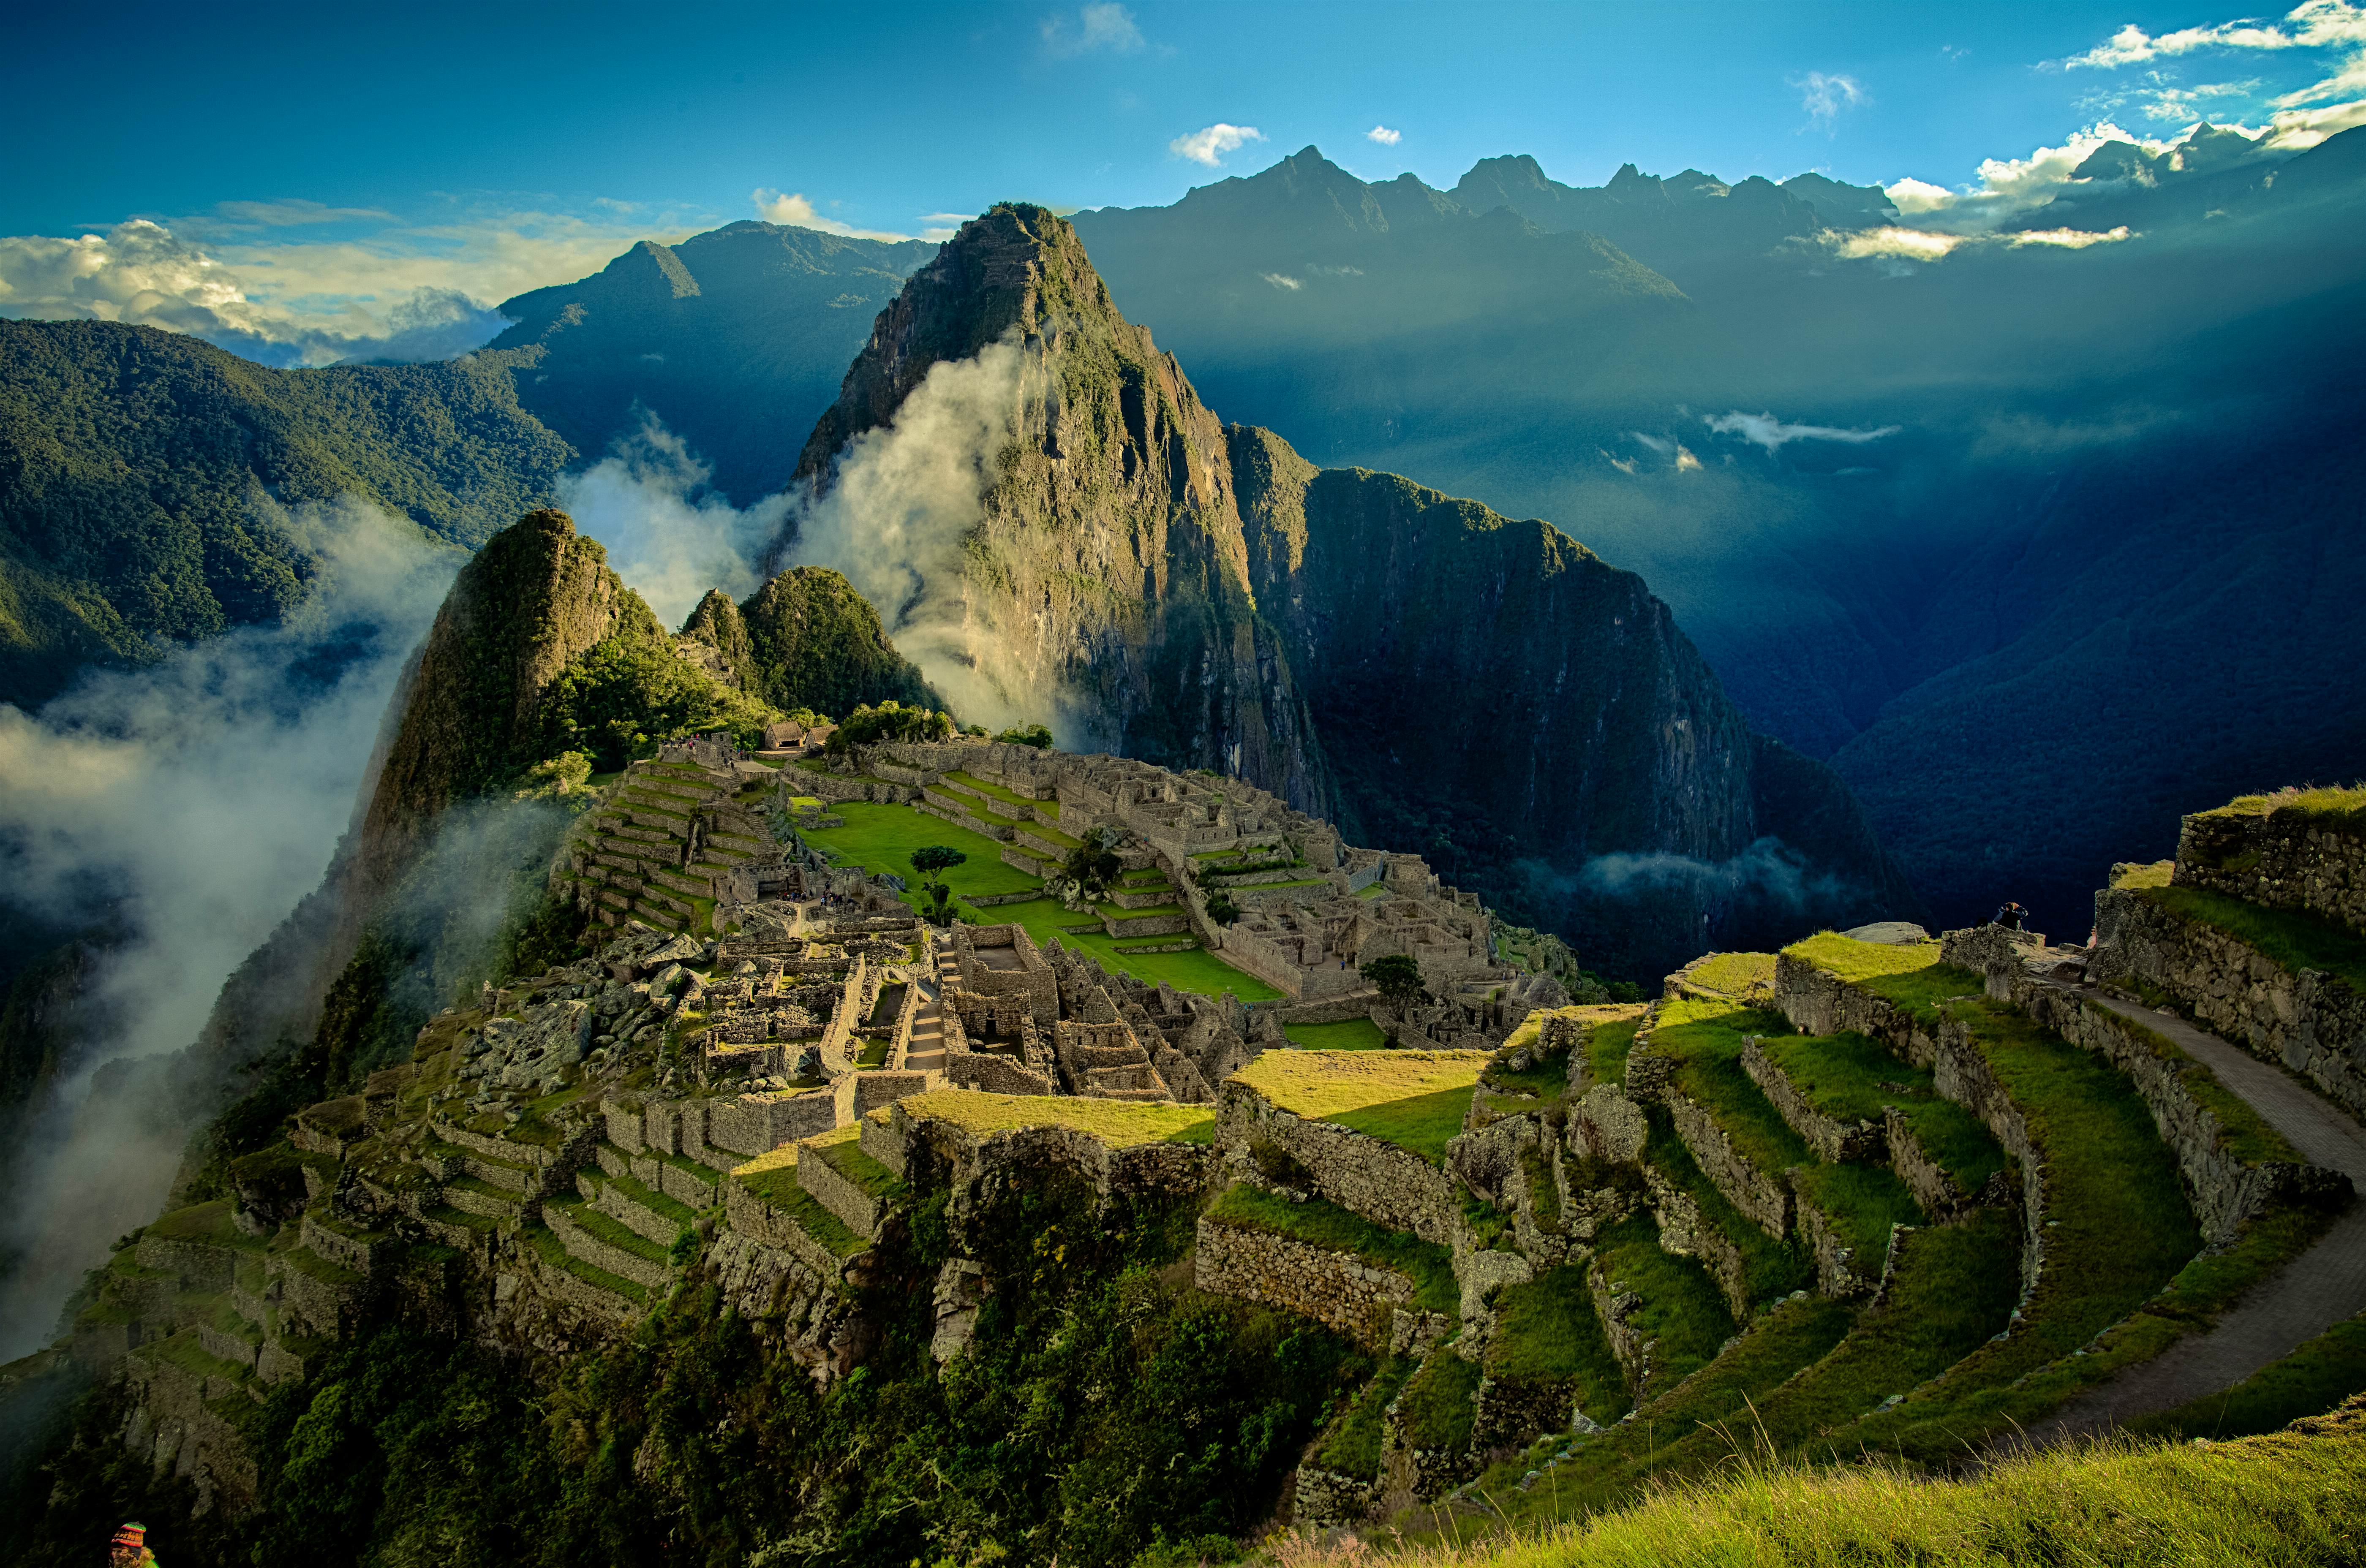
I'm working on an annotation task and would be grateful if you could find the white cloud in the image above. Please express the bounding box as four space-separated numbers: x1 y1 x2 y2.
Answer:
1828 223 2133 262
1261 272 1301 290
561 416 791 628
1835 225 1975 260
0 198 719 368
2064 2 2365 68
1704 412 1901 452
1042 2 1146 57
1873 122 2181 229
2009 225 2137 247
1170 122 1266 166
751 189 919 242
2263 94 2366 143
1792 71 1869 129
1366 125 1402 145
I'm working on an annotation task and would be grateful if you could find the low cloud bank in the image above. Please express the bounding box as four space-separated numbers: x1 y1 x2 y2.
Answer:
0 500 457 1359
561 418 791 628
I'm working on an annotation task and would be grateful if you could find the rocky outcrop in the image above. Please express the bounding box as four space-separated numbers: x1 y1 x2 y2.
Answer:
722 567 936 718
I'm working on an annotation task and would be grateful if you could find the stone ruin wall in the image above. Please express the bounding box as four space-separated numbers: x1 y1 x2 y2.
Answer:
2094 885 2366 1122
2176 807 2366 934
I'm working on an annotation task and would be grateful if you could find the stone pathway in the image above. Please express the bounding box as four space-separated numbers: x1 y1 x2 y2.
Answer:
2031 987 2366 1443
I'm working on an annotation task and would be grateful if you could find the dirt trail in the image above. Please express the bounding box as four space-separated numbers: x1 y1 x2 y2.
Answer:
2032 988 2366 1442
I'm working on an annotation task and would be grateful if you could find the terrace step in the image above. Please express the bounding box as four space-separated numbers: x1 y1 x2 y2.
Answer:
579 1169 695 1248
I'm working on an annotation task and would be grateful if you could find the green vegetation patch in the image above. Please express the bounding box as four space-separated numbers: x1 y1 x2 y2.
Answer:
896 1088 1214 1147
1791 1162 1924 1264
1782 932 1946 984
1234 1048 1485 1136
943 770 1056 816
1283 1017 1390 1052
1485 1265 1631 1425
806 1124 906 1200
2135 882 2366 995
523 1222 650 1304
986 896 1283 1000
550 1198 671 1264
147 1198 270 1252
1592 1215 1738 1386
1587 1016 1644 1087
728 1162 866 1260
1685 951 1775 996
1757 1031 2011 1194
2195 783 2366 830
1205 1183 1456 1314
1642 1114 1813 1305
1396 1351 1483 1453
1651 999 1811 1177
799 799 1044 904
1314 1356 1416 1480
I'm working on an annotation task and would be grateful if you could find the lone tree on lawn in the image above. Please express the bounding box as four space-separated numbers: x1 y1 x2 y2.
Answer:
910 845 967 924
1360 953 1429 1014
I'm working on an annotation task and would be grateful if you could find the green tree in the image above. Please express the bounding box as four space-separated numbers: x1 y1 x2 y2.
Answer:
995 723 1054 750
910 845 967 924
1359 953 1430 1013
1203 890 1242 927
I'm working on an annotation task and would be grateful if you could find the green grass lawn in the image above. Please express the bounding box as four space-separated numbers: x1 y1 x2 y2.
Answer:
893 1090 1214 1146
1686 952 1775 995
798 801 1043 904
1783 932 1946 984
1236 1049 1486 1164
1284 1017 1390 1051
1592 1215 1737 1389
1315 1357 1416 1480
1642 1112 1813 1304
1587 1015 1644 1087
1757 1030 2011 1195
988 895 1282 1000
1397 1352 1484 1452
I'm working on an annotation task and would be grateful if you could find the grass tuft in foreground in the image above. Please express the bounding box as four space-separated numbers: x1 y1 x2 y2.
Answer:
1282 1396 2366 1568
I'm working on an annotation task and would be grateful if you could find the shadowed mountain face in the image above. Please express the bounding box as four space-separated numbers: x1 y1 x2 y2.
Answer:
782 205 1921 973
1070 131 2366 934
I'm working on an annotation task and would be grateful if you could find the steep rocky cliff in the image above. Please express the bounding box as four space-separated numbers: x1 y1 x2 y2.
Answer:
782 203 1335 813
1228 430 1921 964
785 206 1919 973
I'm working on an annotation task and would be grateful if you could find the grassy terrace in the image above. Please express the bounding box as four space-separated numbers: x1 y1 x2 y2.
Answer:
550 1196 670 1264
1283 1017 1390 1051
727 1149 867 1259
892 1089 1214 1146
1592 1215 1737 1387
1456 1294 1857 1535
1684 951 1775 996
943 769 1059 817
1206 1183 1456 1313
800 797 1279 999
2194 782 2366 829
1233 1049 1487 1165
1650 998 1812 1178
1757 1030 2010 1194
804 1123 905 1198
1778 945 2205 1458
2129 876 2366 995
147 1199 270 1252
1485 1264 1632 1426
1642 1114 1812 1304
524 1223 650 1304
1315 1356 1416 1480
1398 1351 1484 1451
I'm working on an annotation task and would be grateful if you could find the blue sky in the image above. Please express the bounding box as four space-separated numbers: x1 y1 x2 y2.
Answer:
5 0 2362 361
